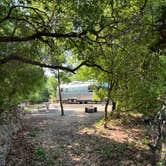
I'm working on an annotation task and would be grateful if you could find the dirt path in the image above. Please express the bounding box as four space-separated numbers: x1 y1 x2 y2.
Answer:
6 104 149 166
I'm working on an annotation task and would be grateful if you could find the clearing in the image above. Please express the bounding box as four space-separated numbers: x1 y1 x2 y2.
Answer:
6 103 149 166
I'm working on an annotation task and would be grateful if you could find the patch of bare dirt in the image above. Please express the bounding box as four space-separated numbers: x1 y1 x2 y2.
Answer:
5 129 35 166
6 104 150 166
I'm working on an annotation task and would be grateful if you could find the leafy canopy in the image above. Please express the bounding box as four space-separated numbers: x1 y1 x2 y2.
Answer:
0 0 165 113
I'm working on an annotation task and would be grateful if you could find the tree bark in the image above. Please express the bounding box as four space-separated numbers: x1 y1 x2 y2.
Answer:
148 106 166 166
0 31 86 42
57 69 64 116
103 79 114 128
149 145 157 166
161 142 166 165
112 101 116 111
104 99 109 128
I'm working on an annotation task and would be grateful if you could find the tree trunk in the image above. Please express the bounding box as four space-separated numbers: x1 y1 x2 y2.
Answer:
112 101 116 111
103 80 113 128
110 100 116 116
161 142 166 165
149 145 157 166
160 105 166 165
104 99 109 128
57 69 64 116
148 106 166 166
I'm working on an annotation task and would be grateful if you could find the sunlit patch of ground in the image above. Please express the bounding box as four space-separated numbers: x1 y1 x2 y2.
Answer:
6 104 150 166
78 112 146 145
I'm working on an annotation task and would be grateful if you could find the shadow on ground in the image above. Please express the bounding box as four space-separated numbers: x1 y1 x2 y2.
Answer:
6 108 150 166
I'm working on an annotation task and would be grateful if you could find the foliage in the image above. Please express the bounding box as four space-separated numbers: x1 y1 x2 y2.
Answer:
0 0 165 115
0 62 45 109
67 0 166 116
0 1 165 165
47 76 57 101
28 87 49 104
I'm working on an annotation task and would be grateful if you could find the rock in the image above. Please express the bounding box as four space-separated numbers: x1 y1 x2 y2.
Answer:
0 107 24 166
85 146 91 152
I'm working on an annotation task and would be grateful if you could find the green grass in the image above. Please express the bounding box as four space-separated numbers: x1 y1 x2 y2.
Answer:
35 147 54 166
36 147 47 161
98 143 129 159
27 129 39 137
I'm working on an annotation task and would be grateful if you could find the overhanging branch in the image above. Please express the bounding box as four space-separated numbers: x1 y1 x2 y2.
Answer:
0 54 111 74
0 54 75 73
0 31 87 42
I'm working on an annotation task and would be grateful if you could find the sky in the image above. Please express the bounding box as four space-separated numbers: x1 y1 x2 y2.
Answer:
44 68 54 77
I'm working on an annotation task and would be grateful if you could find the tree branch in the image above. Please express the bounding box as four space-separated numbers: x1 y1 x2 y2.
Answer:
0 54 74 73
0 5 48 25
0 54 111 74
0 31 86 42
9 16 39 32
140 0 148 13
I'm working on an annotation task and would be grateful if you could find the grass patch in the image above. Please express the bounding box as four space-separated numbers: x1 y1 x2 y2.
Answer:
98 143 129 160
27 129 39 137
36 147 47 161
34 147 55 166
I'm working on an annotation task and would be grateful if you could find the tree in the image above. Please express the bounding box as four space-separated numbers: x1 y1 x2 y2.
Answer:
0 1 165 164
47 76 57 102
66 0 165 128
1 0 160 71
28 85 49 104
0 62 45 110
147 102 166 166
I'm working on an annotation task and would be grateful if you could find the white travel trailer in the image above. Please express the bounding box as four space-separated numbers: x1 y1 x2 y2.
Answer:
56 81 96 103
